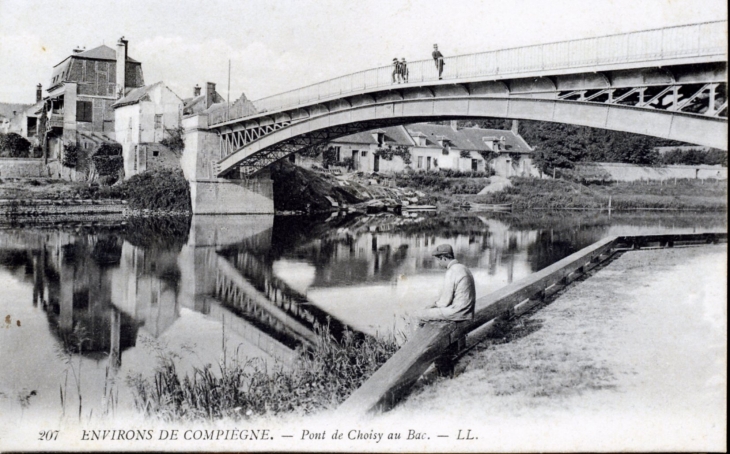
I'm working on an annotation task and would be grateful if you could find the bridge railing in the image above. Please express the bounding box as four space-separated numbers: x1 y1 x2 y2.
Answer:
209 20 727 126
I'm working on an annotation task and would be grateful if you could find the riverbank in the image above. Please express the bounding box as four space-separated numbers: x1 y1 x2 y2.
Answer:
456 176 727 211
376 244 727 451
0 168 191 214
1 168 726 216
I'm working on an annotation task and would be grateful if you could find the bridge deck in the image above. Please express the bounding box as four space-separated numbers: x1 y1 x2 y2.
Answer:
209 20 727 126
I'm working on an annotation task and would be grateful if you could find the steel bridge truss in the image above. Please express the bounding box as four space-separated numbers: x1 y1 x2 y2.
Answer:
557 82 727 117
230 120 409 177
219 121 292 158
214 66 727 177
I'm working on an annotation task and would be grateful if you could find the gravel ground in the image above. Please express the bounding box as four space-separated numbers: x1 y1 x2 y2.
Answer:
377 244 727 452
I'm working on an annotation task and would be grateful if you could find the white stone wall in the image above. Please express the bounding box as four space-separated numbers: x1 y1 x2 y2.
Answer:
576 162 728 181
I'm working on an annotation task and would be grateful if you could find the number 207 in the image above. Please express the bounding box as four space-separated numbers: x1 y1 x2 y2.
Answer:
39 430 59 441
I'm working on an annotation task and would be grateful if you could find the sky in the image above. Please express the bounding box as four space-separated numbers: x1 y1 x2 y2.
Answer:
0 0 726 104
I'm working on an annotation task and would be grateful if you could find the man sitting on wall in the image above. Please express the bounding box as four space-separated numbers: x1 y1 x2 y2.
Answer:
417 244 476 322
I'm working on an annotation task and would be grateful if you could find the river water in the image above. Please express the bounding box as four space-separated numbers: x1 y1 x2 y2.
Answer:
0 211 725 421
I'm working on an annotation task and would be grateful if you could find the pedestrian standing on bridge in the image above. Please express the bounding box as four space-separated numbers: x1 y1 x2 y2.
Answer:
417 244 475 322
392 58 401 84
400 58 409 83
432 44 445 80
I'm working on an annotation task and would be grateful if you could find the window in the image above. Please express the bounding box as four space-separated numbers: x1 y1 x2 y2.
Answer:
434 159 438 167
417 156 423 169
361 151 367 157
76 101 92 122
152 150 159 157
154 114 163 129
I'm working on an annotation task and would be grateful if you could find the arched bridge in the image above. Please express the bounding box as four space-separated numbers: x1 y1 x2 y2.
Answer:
204 21 727 178
181 21 727 213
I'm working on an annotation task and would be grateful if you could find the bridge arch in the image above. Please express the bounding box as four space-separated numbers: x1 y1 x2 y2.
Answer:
217 94 728 177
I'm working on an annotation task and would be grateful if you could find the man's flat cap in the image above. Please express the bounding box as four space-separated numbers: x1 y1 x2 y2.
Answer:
432 244 454 257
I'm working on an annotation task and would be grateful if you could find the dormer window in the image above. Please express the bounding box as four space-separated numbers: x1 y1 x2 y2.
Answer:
441 139 452 155
371 130 386 146
483 136 500 151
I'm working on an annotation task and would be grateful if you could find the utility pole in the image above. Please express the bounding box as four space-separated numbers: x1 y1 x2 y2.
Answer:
227 59 231 121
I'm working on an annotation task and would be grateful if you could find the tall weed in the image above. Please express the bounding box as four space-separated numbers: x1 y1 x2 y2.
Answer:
127 322 398 421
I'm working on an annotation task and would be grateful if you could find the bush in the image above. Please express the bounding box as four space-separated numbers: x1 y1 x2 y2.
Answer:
92 143 124 176
0 132 31 158
340 157 354 170
117 168 191 211
375 145 412 164
95 143 122 157
62 143 79 168
98 175 118 186
160 126 185 156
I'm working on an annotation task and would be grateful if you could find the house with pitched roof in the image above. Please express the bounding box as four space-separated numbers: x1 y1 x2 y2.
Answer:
113 81 184 178
309 121 538 177
43 37 144 180
331 126 415 172
182 83 225 116
406 121 538 176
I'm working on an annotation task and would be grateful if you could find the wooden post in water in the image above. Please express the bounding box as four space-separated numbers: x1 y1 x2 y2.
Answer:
608 196 612 217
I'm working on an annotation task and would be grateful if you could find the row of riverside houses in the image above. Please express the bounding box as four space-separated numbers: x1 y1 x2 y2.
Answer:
3 37 232 182
292 120 540 178
4 35 536 182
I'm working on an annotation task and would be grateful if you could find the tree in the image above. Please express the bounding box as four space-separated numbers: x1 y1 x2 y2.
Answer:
92 143 124 176
62 143 79 168
160 126 185 156
0 133 31 158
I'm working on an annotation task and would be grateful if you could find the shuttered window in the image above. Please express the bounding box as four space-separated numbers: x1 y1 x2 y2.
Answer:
76 101 93 122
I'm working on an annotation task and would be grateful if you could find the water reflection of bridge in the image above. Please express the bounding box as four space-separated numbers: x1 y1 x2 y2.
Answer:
0 215 363 374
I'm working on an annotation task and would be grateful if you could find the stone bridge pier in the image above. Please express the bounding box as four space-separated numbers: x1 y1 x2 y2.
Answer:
181 113 275 214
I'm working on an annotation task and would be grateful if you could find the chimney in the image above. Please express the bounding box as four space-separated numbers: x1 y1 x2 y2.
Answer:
511 120 520 135
205 82 216 109
36 84 42 103
72 46 84 53
450 120 458 131
116 36 128 99
194 84 201 97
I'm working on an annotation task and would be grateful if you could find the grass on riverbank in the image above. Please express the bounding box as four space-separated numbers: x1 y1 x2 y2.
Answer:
127 324 398 421
455 177 727 211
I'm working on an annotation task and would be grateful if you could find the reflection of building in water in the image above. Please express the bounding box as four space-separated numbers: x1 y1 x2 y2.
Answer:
112 242 180 338
3 215 431 375
22 233 142 370
278 217 539 289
